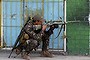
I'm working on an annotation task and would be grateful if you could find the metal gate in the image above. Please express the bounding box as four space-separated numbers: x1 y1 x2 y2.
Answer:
1 0 66 51
66 0 89 55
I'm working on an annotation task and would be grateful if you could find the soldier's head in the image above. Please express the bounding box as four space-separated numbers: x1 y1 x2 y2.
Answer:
32 15 45 25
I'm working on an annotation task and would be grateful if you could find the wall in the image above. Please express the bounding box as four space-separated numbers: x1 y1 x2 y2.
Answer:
1 0 64 49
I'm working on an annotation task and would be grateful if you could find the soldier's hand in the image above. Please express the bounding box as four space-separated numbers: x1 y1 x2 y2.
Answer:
42 25 47 31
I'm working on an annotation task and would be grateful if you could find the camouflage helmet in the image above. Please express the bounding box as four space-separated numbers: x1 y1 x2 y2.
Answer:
32 15 43 21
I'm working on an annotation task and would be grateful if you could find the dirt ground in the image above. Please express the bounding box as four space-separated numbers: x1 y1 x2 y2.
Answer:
0 49 90 60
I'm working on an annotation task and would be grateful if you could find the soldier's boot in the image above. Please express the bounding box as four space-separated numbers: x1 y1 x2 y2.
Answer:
14 48 21 55
41 40 54 57
21 52 30 60
41 41 54 57
41 50 54 57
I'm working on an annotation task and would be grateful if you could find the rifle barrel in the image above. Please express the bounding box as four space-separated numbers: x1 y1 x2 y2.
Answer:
8 51 13 58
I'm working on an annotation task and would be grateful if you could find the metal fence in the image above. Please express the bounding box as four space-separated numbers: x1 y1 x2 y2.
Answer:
67 21 89 55
0 0 90 55
1 0 66 51
66 0 89 55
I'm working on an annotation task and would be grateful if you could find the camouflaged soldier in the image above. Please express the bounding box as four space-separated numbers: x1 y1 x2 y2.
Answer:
15 15 55 60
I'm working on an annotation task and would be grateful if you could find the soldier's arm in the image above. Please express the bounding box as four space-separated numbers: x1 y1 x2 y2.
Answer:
24 21 44 40
23 22 33 37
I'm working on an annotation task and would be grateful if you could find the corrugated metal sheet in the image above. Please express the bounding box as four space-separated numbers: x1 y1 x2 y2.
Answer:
1 0 65 50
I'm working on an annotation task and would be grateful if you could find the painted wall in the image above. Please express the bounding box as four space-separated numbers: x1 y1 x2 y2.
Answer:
67 0 89 55
2 0 64 49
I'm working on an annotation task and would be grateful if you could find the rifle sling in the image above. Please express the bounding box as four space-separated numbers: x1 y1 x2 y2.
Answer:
54 24 64 39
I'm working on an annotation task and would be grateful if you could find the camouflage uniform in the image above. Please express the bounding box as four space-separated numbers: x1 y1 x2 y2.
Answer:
23 20 44 52
15 15 56 59
41 25 56 57
16 20 44 53
14 16 44 60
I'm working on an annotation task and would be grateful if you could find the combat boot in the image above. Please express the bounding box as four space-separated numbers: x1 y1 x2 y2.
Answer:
14 48 21 55
21 52 30 60
41 50 54 57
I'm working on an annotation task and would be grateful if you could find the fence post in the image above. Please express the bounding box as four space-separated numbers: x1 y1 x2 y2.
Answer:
0 0 3 48
88 0 90 55
0 0 1 48
63 0 66 52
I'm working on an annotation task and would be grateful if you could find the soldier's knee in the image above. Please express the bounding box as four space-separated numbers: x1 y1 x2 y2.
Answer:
26 40 31 44
33 40 38 46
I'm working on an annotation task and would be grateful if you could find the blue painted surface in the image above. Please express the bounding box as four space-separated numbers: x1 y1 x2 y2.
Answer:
3 0 64 49
43 1 64 49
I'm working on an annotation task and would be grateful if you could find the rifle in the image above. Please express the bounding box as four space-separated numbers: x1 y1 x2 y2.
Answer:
45 20 65 39
8 17 31 58
45 20 65 25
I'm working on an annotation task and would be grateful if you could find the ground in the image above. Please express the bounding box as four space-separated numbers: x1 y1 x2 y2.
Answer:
0 49 90 60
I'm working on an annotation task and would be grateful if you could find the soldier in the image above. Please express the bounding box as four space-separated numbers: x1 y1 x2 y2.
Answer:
15 15 56 60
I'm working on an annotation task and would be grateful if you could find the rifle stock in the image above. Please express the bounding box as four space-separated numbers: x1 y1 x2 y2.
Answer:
8 30 24 58
8 17 31 58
